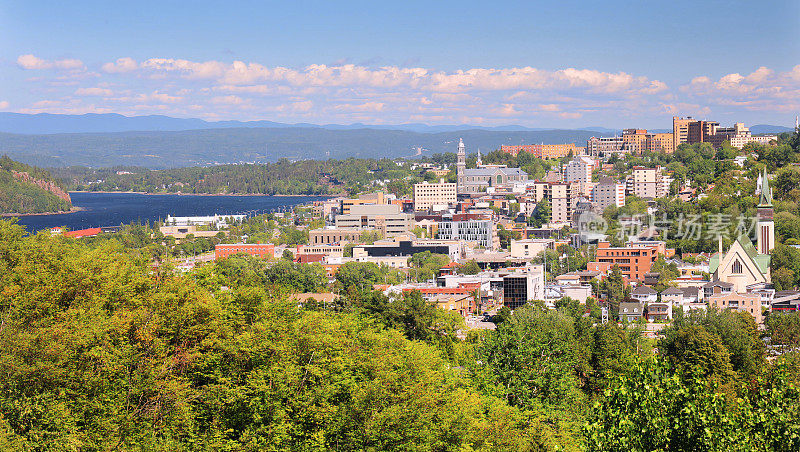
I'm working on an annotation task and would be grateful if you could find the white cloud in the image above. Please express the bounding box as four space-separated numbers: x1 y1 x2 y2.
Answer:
75 87 114 97
102 57 138 73
0 101 9 110
17 54 84 71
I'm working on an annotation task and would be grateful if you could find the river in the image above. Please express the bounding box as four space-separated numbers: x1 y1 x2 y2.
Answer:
13 192 326 233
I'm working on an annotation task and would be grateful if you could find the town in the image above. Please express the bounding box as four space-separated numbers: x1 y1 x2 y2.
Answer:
55 116 793 334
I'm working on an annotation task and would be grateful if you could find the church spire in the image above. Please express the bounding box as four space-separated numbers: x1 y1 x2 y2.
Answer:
759 167 773 207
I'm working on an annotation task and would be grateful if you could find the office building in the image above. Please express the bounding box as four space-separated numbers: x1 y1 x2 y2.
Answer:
414 180 457 211
502 266 545 309
437 215 497 250
335 204 414 237
587 241 670 282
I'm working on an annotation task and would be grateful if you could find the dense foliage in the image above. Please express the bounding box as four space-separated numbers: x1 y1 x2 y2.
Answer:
0 155 72 214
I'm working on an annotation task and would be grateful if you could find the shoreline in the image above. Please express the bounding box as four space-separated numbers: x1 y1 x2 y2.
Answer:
68 191 334 198
2 206 86 218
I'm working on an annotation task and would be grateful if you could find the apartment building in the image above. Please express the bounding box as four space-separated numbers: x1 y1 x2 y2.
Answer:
587 241 666 282
631 166 667 199
591 177 626 210
335 204 414 237
564 155 595 184
707 291 764 324
413 180 457 211
510 238 554 258
526 181 579 225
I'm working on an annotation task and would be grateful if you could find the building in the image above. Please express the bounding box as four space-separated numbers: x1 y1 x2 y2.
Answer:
339 192 387 215
63 227 102 238
710 172 773 292
215 243 275 260
164 214 245 227
510 238 554 259
672 116 774 150
502 266 545 309
587 241 669 282
437 216 497 250
564 156 595 184
526 181 579 225
414 180 457 211
587 136 626 158
621 129 675 154
707 291 764 324
457 139 528 193
160 224 221 239
631 166 666 199
619 301 644 322
334 204 414 237
500 143 579 158
353 240 460 261
309 228 368 245
591 177 626 210
630 285 657 304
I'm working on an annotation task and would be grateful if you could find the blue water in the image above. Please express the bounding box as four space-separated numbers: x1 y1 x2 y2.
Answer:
13 192 326 233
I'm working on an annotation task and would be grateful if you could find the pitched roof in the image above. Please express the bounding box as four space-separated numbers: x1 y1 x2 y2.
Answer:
759 167 773 207
463 167 528 177
702 281 734 288
661 287 683 295
631 285 657 295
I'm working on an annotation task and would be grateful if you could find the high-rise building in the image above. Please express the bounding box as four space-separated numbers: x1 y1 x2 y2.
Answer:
563 156 595 184
591 177 626 210
631 166 666 199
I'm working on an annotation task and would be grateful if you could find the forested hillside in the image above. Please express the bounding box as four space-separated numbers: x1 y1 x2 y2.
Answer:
0 127 599 168
0 156 72 214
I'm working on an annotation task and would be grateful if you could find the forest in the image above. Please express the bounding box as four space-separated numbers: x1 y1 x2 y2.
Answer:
0 218 799 450
0 156 72 214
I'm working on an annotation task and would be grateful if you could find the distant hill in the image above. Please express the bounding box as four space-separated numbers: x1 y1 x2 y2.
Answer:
750 124 795 134
0 112 605 135
0 155 72 214
0 127 600 169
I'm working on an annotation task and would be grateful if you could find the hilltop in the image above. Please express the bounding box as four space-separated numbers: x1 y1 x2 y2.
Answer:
0 155 72 215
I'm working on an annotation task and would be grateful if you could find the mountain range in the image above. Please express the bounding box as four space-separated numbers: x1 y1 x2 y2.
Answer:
0 113 792 169
0 112 622 135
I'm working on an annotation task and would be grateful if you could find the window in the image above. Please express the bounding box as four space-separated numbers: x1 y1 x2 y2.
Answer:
732 259 743 274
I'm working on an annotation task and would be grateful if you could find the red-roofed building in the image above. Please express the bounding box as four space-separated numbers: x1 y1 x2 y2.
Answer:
63 228 101 238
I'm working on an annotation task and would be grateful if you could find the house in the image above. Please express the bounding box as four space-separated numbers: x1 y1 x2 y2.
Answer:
703 281 733 300
619 301 644 322
630 285 657 304
648 299 673 321
661 287 683 305
63 227 102 238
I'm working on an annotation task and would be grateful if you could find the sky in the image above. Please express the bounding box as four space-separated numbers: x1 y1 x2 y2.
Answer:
1 0 799 128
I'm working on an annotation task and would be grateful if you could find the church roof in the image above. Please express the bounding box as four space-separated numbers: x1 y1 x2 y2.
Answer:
709 233 771 275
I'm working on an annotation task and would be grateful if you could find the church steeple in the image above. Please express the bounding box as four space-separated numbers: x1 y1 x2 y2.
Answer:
757 167 774 255
759 167 773 207
456 138 466 193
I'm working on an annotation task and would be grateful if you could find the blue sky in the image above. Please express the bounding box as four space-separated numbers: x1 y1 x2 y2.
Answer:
1 0 798 128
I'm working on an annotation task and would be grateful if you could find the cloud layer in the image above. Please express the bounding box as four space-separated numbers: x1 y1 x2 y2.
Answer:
9 54 800 126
